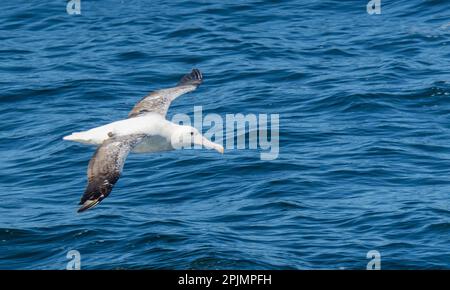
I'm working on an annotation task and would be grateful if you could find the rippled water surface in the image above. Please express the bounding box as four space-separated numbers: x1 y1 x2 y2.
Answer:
1 0 450 269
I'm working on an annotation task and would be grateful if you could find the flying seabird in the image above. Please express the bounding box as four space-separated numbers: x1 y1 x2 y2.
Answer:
63 69 224 213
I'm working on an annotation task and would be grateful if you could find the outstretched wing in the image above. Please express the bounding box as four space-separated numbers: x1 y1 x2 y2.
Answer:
128 68 203 118
78 134 145 213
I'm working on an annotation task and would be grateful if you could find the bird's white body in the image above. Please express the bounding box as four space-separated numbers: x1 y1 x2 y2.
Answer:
63 114 175 152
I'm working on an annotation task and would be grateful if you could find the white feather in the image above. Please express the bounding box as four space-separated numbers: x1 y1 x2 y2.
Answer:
63 113 174 145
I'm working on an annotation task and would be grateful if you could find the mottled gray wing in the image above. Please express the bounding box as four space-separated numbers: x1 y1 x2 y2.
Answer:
78 134 145 213
128 68 203 118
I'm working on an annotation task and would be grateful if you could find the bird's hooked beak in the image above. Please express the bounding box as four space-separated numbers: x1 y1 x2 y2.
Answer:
196 136 224 154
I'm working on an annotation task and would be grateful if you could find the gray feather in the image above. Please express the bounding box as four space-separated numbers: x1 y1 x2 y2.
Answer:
128 69 203 118
78 134 145 212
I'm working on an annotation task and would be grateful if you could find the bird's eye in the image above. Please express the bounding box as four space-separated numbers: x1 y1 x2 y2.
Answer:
190 132 194 136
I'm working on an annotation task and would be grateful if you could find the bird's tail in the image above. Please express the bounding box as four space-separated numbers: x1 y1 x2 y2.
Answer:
63 132 85 141
63 131 96 145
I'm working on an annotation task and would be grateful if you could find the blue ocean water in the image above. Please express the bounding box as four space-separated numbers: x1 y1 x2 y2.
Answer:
1 0 449 269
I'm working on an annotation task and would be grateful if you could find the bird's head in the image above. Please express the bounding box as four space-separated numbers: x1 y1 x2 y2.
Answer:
171 125 224 154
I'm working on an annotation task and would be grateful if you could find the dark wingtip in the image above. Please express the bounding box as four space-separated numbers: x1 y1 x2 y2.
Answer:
177 68 203 87
77 199 101 213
